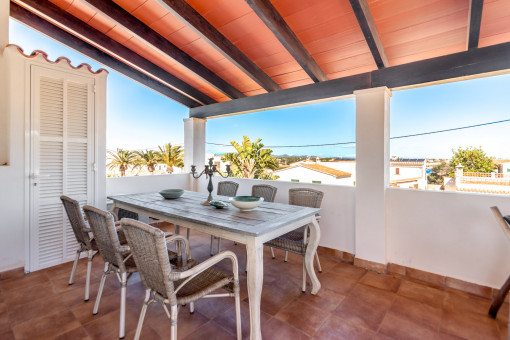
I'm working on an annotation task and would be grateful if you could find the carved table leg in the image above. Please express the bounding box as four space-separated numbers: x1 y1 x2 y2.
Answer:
306 216 322 295
246 238 263 340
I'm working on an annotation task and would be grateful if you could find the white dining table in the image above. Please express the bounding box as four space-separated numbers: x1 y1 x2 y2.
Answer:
108 190 321 340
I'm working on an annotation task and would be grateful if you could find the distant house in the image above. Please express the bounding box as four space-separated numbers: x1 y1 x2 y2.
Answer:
274 163 353 185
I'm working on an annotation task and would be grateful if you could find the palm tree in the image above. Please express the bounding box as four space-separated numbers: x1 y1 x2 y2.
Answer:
156 143 184 174
107 148 137 176
134 150 160 174
221 136 279 179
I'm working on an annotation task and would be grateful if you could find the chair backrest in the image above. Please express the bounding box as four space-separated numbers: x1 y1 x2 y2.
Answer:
121 219 177 304
60 195 91 248
289 188 324 208
252 184 277 202
217 181 239 197
490 206 510 242
83 205 125 270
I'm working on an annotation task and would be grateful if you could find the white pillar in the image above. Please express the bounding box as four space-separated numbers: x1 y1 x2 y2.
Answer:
183 117 206 191
0 1 9 165
354 87 391 265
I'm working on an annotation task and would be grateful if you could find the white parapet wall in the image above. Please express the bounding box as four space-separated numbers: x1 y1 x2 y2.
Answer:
106 173 189 196
387 187 510 288
196 177 356 253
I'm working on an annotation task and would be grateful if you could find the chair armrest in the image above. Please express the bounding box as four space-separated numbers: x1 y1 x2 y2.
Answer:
82 227 92 233
170 250 239 283
116 245 130 254
166 235 191 260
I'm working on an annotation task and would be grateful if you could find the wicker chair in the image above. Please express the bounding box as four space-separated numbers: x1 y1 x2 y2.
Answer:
60 195 126 302
121 218 242 340
82 205 180 339
210 181 239 255
252 184 277 202
264 188 324 292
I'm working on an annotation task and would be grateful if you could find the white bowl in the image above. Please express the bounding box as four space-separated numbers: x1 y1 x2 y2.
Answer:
229 196 264 211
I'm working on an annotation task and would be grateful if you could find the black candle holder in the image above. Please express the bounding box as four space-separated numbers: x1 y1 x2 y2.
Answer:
191 158 232 205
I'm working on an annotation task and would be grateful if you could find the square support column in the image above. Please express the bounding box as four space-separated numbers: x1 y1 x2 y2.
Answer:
183 117 206 191
0 0 9 165
354 87 391 267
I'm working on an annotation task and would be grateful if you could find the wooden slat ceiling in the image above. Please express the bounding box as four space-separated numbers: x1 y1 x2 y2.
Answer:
10 0 510 108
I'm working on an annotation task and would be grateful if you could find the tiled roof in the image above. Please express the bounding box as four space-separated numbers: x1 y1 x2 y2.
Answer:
6 44 108 75
390 177 422 184
276 163 352 179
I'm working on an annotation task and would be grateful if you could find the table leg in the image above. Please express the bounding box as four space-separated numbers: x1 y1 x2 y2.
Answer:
246 239 263 340
306 217 321 295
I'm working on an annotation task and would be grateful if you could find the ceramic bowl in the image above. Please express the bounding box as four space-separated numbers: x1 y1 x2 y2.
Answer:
229 196 264 211
209 200 229 209
159 189 184 199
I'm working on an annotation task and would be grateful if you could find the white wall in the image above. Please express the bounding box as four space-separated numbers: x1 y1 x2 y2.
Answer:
387 188 510 288
106 173 188 196
196 177 356 253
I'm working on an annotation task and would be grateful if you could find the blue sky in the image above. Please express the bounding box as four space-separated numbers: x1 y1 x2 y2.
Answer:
10 19 510 158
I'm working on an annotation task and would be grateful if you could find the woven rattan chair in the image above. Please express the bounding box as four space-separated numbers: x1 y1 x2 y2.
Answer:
83 205 180 339
252 184 277 202
264 188 324 292
210 181 239 255
121 218 242 340
60 195 99 302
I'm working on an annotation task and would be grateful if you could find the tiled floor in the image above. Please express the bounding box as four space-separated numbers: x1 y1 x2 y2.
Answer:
0 223 508 340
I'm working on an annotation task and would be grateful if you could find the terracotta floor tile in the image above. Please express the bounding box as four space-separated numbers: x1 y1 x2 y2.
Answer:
71 290 120 324
440 309 500 340
8 293 68 327
275 299 329 336
12 309 81 340
398 279 444 308
0 309 10 334
329 262 367 281
349 283 396 306
443 290 492 315
389 295 441 330
0 270 48 292
333 294 391 332
145 303 209 339
319 272 357 295
192 295 238 319
261 317 310 340
359 271 401 292
249 283 300 316
52 326 91 340
212 300 271 339
313 314 375 340
0 329 15 340
297 287 345 312
379 312 439 340
438 331 467 339
3 280 58 308
182 321 236 340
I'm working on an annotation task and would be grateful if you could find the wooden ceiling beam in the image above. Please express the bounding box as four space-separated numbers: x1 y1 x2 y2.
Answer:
190 41 510 118
82 0 245 100
349 0 389 68
245 0 328 82
10 2 201 107
157 0 281 92
467 0 484 50
13 0 216 105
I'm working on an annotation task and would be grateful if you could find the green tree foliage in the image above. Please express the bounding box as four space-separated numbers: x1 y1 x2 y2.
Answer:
448 146 496 177
134 150 160 174
157 143 184 174
107 148 137 176
222 136 279 179
427 161 451 185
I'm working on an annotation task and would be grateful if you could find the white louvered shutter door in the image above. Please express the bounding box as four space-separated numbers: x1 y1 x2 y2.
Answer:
30 66 95 271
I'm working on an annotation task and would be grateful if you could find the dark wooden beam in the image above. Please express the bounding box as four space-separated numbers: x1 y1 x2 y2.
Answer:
349 0 389 68
158 0 281 92
245 0 327 82
14 0 216 105
10 2 201 108
467 0 484 50
191 41 510 118
82 0 245 100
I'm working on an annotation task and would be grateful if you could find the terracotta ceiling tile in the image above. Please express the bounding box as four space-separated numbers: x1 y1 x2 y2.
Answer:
106 25 133 44
272 69 310 85
253 50 297 69
218 12 270 44
312 41 372 65
244 88 267 96
320 53 376 74
305 29 366 55
131 0 168 26
166 26 201 48
48 0 73 10
270 0 315 17
282 0 353 33
479 0 510 47
295 15 359 45
199 0 250 27
186 0 229 16
66 1 97 22
149 14 185 38
326 64 377 79
368 0 441 21
87 13 116 34
279 78 314 89
389 43 466 66
264 60 303 77
113 0 147 14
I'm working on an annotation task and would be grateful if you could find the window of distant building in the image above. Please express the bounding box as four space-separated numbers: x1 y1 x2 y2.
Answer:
395 168 400 175
291 179 299 182
312 180 321 184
